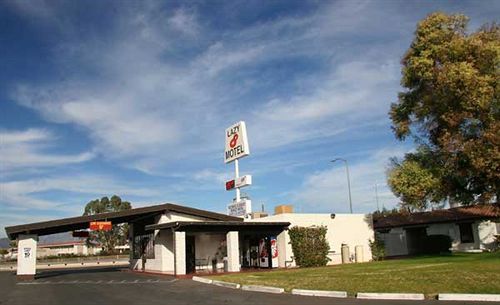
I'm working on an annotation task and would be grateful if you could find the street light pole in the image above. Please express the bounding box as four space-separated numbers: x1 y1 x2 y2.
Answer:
331 158 353 214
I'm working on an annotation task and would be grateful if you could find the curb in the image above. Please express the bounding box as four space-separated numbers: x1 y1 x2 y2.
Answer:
356 292 425 300
192 276 212 284
212 280 241 289
438 293 500 302
291 289 347 298
241 285 284 294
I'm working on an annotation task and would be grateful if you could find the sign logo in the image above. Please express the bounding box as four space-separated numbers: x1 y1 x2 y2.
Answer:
224 121 250 163
23 247 31 258
225 179 235 191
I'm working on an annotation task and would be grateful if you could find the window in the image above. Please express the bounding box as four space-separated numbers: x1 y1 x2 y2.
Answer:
133 233 155 259
459 223 474 243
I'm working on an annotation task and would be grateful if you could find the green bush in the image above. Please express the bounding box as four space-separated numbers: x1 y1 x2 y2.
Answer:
369 237 386 261
288 226 330 267
423 235 452 254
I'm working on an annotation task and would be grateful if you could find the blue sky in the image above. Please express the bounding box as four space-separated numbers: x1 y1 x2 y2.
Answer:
0 0 498 237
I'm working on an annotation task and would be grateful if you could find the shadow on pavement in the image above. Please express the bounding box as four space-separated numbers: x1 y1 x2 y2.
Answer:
35 266 127 279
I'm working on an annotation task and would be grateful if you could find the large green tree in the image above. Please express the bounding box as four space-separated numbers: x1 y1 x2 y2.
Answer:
389 12 499 207
387 158 441 212
83 195 131 254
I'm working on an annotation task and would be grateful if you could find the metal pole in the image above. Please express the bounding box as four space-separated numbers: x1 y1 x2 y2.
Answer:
375 183 380 211
235 159 240 202
331 158 353 214
344 160 353 214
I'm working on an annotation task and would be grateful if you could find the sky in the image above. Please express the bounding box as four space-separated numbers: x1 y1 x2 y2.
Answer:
0 0 498 238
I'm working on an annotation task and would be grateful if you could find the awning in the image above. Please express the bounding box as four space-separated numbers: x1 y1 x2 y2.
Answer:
145 221 290 233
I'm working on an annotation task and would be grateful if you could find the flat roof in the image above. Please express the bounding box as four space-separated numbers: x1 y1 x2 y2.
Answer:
146 221 290 232
5 203 242 239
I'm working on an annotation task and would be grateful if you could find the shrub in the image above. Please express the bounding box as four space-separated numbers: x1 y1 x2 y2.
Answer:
369 237 385 261
423 234 452 254
288 226 330 267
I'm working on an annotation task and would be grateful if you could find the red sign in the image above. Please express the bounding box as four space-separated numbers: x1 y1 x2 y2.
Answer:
225 179 235 191
89 221 112 231
72 230 90 238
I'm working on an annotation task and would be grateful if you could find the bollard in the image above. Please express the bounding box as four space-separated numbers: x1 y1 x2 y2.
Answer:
341 244 350 264
355 245 364 263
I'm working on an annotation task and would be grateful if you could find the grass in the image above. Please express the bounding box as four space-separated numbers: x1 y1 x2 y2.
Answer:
206 253 500 298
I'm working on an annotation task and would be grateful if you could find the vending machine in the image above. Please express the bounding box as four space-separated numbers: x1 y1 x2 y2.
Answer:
270 236 279 268
258 238 269 268
258 236 279 268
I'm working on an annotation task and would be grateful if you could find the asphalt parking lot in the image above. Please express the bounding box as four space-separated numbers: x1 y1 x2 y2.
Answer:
0 267 494 305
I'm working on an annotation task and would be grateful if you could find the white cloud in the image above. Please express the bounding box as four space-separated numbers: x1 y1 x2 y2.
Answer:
0 175 162 211
293 146 411 213
168 8 200 37
0 128 94 172
7 0 408 175
193 169 231 184
1 128 49 144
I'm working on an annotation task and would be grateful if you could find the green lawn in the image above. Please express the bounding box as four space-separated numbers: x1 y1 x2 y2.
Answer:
206 253 500 298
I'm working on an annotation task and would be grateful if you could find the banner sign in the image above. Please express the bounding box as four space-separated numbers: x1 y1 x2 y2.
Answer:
227 198 252 217
89 221 112 231
224 121 250 163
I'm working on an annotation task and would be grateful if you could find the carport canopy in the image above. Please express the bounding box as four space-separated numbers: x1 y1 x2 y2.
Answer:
5 203 242 240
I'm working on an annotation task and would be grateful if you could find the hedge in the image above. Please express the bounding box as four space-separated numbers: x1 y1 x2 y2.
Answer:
288 226 330 267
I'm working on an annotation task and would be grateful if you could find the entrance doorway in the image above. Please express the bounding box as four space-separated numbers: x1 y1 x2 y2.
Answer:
406 227 427 255
185 236 196 274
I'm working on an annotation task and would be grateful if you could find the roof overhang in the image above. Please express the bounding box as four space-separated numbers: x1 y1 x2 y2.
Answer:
373 205 500 230
5 203 242 240
145 221 290 233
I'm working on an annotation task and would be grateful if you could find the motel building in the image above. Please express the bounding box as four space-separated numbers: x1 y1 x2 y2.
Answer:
5 202 374 280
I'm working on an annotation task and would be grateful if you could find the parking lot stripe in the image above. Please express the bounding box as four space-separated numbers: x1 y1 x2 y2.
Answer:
16 278 178 285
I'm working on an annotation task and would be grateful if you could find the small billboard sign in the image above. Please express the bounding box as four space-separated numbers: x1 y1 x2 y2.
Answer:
235 175 252 188
224 121 250 163
89 221 112 231
227 198 252 217
225 175 252 191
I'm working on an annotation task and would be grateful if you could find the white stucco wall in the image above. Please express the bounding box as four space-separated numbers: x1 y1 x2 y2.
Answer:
17 235 37 276
143 230 174 273
252 213 374 265
477 220 499 250
380 220 499 256
161 212 209 223
132 212 218 273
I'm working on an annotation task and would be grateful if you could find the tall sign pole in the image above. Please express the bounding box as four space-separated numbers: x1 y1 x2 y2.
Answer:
235 159 240 202
224 121 251 217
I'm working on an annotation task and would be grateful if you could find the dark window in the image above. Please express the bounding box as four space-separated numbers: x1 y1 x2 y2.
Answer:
133 233 155 259
459 223 474 243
